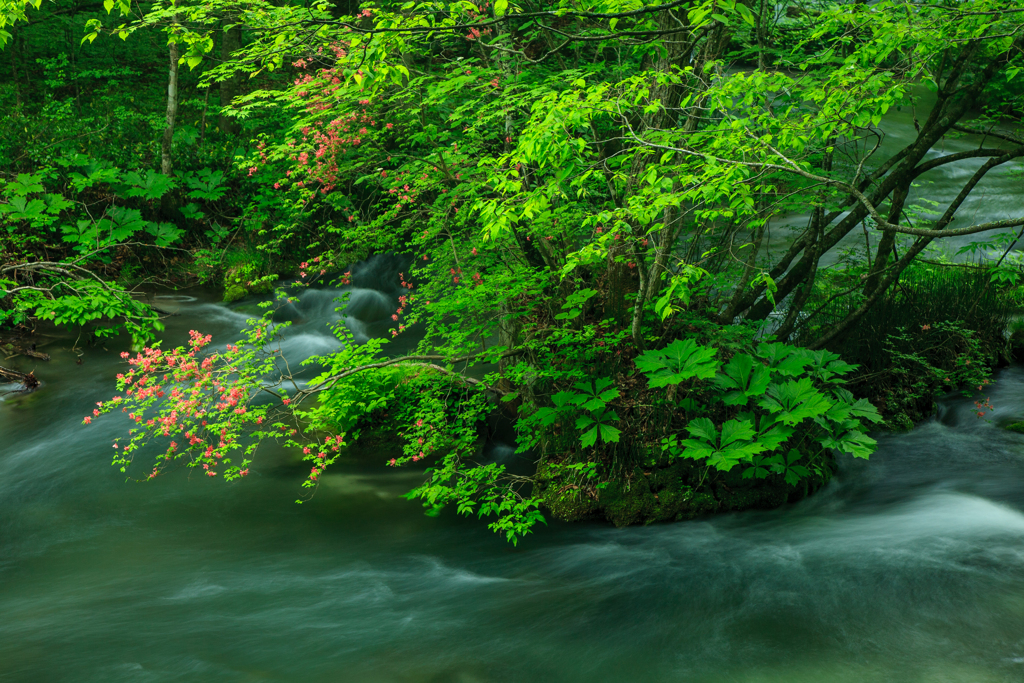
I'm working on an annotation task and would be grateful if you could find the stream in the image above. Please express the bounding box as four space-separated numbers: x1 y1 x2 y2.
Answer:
4 265 1024 683
771 86 1024 268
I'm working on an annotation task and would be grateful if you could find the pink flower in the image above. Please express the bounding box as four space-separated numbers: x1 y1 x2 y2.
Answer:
83 417 92 424
283 399 291 406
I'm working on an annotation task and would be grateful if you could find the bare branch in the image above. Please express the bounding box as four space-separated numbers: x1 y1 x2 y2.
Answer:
627 133 1024 239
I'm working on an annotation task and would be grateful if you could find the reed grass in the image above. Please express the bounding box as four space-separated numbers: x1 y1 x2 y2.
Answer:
797 265 1013 373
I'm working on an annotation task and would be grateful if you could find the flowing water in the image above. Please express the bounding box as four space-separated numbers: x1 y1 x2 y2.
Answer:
4 264 1024 683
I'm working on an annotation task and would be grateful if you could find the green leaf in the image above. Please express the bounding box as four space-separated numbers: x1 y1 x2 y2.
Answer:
145 222 184 247
735 3 755 26
685 417 718 445
575 415 595 430
719 418 756 448
124 169 175 200
551 390 579 408
180 203 205 221
759 378 834 426
821 431 877 459
533 407 559 426
848 397 883 423
775 354 812 377
678 440 715 461
711 442 764 470
757 424 793 450
636 338 718 388
598 423 622 443
716 353 771 405
183 168 226 201
97 206 147 242
8 173 45 195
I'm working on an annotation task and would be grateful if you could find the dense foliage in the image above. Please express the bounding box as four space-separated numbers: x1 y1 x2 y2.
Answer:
4 0 1024 541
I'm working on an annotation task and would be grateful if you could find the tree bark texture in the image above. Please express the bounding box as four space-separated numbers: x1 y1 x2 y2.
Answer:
219 19 241 135
161 22 180 177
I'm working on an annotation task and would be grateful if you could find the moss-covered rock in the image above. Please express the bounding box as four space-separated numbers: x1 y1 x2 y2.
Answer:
1005 421 1024 434
534 462 601 522
536 453 833 527
715 480 789 512
882 411 915 432
222 251 274 302
544 487 602 522
223 281 248 303
599 476 658 527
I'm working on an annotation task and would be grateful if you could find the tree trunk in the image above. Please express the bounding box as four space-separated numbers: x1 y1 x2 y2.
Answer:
725 38 1012 327
862 185 908 298
219 19 241 135
161 22 180 176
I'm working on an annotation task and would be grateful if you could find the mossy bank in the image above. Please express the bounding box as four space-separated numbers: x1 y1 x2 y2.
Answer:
535 454 830 527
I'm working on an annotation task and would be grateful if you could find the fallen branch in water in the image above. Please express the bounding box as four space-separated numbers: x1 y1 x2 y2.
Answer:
0 364 39 391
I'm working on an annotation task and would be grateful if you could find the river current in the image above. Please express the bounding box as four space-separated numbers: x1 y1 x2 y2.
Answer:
3 272 1024 683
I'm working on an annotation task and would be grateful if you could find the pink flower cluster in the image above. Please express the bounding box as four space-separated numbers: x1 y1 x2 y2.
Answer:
87 329 275 482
